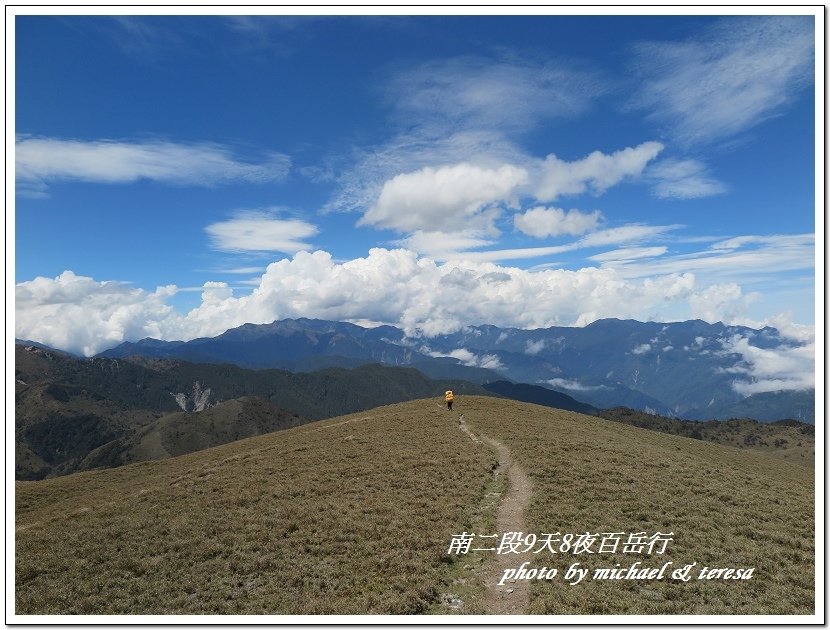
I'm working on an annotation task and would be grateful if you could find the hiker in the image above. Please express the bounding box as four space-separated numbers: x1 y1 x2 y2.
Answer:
445 390 454 411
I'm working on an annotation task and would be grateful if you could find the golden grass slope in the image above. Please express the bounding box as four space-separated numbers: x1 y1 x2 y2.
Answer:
461 397 815 615
16 396 814 616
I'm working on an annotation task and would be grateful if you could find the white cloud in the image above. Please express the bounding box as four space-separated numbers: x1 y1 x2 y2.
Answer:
215 266 267 275
605 233 814 282
721 334 814 395
631 343 651 355
200 281 234 304
387 56 605 136
16 136 291 195
445 224 680 264
546 378 607 392
525 339 546 355
205 209 319 254
688 283 757 323
322 129 527 216
577 224 678 249
647 158 727 199
535 142 664 202
514 207 602 238
358 162 527 233
590 247 668 262
17 249 790 356
395 230 495 258
15 271 178 357
629 16 814 145
323 54 635 221
425 347 504 371
443 244 573 264
710 234 814 252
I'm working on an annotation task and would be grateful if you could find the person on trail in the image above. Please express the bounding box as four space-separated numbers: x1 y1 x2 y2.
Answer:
445 390 454 411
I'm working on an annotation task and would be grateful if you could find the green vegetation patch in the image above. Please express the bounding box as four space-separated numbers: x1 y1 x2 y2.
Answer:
461 397 815 615
16 401 492 615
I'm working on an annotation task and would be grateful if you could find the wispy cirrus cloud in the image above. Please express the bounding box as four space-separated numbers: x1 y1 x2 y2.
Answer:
628 15 814 145
440 223 681 263
589 246 668 262
394 230 497 259
646 158 727 199
596 233 814 280
205 209 318 254
16 136 291 196
386 56 606 136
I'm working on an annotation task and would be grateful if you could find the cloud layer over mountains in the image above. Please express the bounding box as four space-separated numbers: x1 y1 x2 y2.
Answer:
14 248 815 399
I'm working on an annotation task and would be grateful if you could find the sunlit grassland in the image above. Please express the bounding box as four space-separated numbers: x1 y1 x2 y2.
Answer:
16 396 815 616
461 397 815 615
16 401 494 615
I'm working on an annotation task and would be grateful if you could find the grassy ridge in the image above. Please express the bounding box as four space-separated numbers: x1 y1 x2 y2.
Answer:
16 397 814 616
16 401 494 614
461 397 814 614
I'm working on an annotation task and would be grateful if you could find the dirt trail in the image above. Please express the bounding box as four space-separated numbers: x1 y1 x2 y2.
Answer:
459 414 533 615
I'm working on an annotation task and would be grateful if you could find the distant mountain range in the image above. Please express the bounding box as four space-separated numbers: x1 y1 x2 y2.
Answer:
97 317 814 423
15 339 813 481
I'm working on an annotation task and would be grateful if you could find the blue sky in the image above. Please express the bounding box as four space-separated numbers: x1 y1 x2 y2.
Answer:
11 10 820 357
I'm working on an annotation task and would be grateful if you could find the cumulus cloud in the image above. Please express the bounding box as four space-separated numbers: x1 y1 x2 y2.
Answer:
15 271 179 357
16 249 786 356
688 283 757 323
200 281 234 303
322 129 527 216
721 334 815 395
349 144 669 260
358 162 527 233
16 136 291 196
514 206 602 238
525 339 547 355
323 53 641 221
205 209 319 254
628 16 814 145
631 343 652 355
425 347 504 371
535 142 664 202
